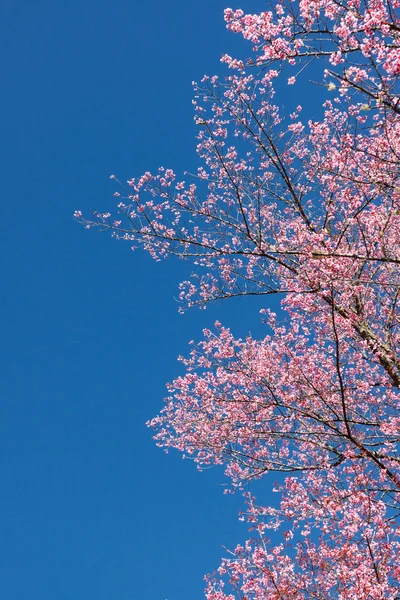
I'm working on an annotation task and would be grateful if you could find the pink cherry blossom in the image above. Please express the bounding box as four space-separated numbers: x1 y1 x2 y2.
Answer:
77 0 400 596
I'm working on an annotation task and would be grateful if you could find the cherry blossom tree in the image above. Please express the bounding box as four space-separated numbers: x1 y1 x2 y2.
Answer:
76 1 400 597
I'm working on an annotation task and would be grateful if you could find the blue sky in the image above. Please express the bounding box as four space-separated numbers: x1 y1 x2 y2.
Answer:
0 1 325 598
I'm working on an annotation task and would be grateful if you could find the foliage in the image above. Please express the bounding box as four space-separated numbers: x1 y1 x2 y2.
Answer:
76 0 400 597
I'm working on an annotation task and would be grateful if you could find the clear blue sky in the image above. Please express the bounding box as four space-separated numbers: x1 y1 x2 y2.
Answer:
1 1 325 598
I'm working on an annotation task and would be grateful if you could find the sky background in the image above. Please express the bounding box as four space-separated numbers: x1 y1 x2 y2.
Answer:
1 2 326 599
